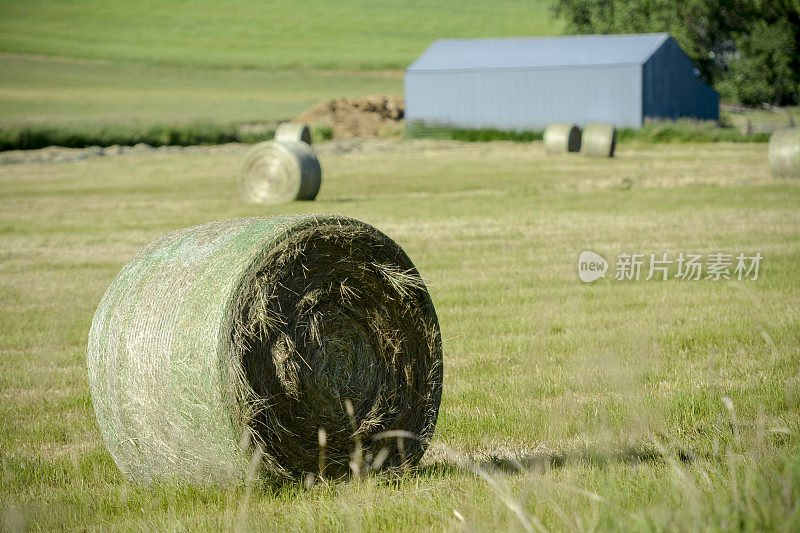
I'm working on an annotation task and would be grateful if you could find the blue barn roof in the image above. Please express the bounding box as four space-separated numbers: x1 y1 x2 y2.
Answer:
407 33 671 72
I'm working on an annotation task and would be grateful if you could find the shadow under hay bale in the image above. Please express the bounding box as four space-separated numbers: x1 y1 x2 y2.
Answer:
768 128 800 177
581 122 616 158
544 123 581 154
87 215 443 485
238 141 321 204
275 122 312 145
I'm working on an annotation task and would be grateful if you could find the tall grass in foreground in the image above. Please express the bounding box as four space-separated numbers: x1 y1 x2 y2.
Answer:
2 411 796 530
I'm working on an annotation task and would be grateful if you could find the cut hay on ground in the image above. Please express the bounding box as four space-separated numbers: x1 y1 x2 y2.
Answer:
275 122 312 145
581 123 616 158
87 215 443 485
768 128 800 177
237 141 321 204
544 123 581 154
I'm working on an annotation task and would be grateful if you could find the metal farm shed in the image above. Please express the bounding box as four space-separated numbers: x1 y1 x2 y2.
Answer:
404 33 719 130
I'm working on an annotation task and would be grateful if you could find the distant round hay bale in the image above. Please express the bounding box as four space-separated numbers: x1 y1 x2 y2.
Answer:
544 123 581 154
275 122 312 145
238 141 321 204
768 128 800 177
87 215 443 485
581 123 617 158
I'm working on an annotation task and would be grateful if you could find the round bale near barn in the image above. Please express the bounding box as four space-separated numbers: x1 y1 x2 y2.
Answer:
86 215 444 485
768 128 800 177
544 123 581 154
581 123 617 158
237 140 321 204
275 122 312 144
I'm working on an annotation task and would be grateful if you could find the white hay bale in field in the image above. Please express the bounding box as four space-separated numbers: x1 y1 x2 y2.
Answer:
768 128 800 177
87 215 443 485
275 122 312 145
581 123 617 158
544 123 581 154
238 141 321 204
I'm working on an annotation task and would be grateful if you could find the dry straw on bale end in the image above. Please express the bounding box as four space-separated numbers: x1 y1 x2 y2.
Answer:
768 128 800 177
275 122 312 145
238 140 321 204
544 123 582 154
581 122 616 158
87 215 443 486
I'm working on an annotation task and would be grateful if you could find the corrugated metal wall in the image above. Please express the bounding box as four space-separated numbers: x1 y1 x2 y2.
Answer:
405 65 642 130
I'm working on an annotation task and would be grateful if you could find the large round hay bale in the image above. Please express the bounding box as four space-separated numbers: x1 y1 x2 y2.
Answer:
768 128 800 177
237 141 321 204
544 123 581 154
275 122 312 145
87 215 443 485
581 123 616 158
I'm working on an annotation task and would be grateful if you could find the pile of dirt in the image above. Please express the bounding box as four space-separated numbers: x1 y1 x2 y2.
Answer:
295 94 404 138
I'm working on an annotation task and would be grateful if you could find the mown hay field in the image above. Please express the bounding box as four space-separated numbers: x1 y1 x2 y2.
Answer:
1 140 798 530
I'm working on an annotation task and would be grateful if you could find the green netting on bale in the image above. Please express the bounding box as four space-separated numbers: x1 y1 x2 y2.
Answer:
87 215 443 486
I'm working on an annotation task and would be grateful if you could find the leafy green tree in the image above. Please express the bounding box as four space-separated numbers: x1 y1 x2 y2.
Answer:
721 18 798 105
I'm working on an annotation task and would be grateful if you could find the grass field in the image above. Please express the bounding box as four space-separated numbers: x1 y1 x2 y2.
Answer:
0 0 560 134
0 54 402 127
1 140 798 530
0 1 560 70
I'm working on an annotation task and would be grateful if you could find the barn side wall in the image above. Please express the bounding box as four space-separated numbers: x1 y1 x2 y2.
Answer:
642 38 719 122
404 64 643 131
